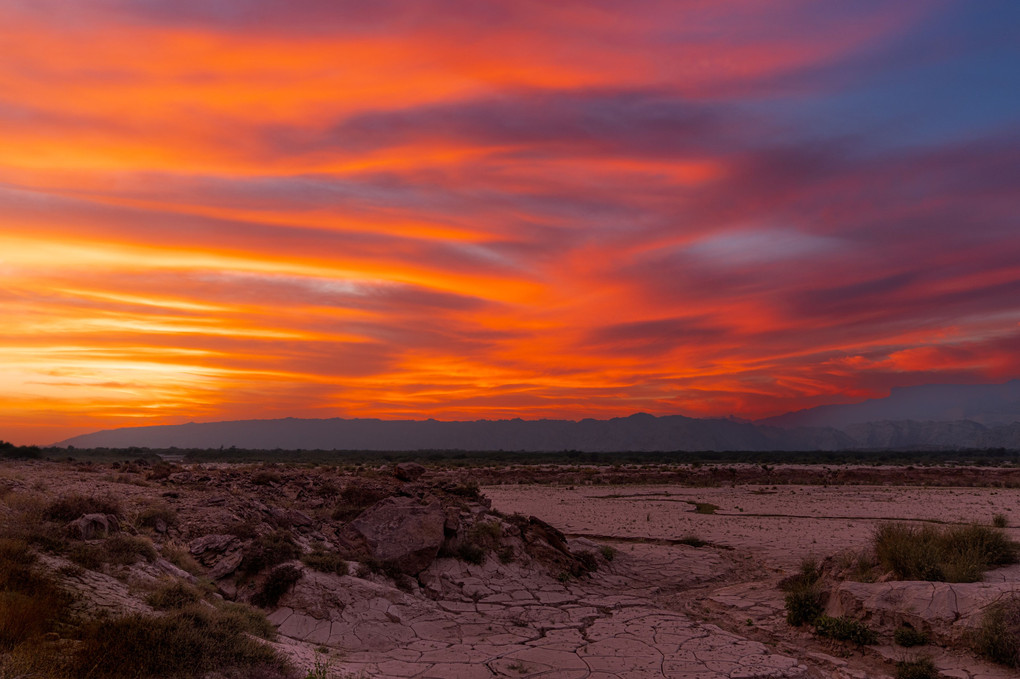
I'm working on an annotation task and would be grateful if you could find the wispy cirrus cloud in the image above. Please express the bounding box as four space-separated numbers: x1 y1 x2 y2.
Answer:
0 1 1017 444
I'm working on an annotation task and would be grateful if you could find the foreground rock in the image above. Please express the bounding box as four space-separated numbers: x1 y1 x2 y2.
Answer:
344 496 446 575
828 579 1018 644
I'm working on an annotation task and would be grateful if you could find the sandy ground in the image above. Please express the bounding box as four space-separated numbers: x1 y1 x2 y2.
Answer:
482 482 1020 679
484 483 1020 569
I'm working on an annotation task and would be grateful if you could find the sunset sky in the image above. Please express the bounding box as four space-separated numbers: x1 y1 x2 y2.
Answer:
2 1 1019 445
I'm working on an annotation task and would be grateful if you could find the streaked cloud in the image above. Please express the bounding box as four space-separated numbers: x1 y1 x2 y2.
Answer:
0 1 1017 444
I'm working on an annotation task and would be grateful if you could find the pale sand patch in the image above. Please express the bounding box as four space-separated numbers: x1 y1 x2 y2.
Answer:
484 483 1020 568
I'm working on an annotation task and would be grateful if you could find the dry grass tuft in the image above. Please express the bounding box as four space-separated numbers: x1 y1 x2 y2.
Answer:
874 522 1018 582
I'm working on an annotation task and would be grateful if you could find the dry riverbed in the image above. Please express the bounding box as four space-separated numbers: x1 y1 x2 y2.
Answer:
2 460 1020 678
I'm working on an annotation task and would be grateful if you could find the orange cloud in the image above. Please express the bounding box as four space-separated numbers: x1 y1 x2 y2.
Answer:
0 1 1016 445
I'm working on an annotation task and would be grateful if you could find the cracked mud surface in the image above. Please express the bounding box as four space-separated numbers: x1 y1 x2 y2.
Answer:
272 482 1020 678
4 461 1020 679
277 537 807 678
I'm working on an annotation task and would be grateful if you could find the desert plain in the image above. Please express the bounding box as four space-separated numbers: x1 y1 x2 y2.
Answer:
2 457 1019 679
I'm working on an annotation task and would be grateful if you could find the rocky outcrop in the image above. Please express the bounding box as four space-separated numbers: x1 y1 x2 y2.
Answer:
393 462 426 482
66 513 120 540
344 497 445 575
826 580 1018 643
189 533 243 579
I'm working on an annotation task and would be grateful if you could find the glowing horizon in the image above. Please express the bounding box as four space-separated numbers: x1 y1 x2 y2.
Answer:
2 1 1019 445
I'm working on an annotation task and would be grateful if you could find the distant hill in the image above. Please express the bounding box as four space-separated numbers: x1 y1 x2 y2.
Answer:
758 380 1020 429
56 413 855 452
53 380 1020 452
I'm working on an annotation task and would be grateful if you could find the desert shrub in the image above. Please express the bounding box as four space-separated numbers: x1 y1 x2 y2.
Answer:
68 543 105 570
105 534 158 565
453 520 505 565
0 539 70 651
573 550 599 575
216 601 277 640
694 502 719 514
304 655 332 679
447 481 482 499
469 520 503 544
993 513 1009 528
457 542 486 565
973 593 1020 667
678 535 707 548
814 615 877 645
147 461 176 480
873 522 1018 582
71 605 293 678
162 541 203 576
137 502 178 530
147 580 203 610
779 557 821 593
599 545 617 561
228 519 262 541
895 657 939 679
312 479 340 498
836 549 879 583
251 564 303 608
301 546 348 576
252 470 283 486
0 441 39 460
43 494 123 522
497 545 516 564
894 626 929 647
240 530 300 575
784 584 823 627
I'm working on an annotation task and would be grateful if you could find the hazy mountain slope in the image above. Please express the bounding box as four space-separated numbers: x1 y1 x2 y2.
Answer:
56 413 857 452
759 380 1020 429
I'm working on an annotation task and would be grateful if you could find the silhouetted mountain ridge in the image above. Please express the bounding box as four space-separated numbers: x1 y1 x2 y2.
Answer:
54 380 1020 451
57 414 857 452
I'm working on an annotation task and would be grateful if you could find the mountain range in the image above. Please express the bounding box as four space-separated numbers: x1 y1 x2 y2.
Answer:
56 380 1020 451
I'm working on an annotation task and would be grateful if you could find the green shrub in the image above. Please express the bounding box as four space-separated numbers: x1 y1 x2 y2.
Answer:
457 542 486 565
240 531 300 575
993 513 1009 528
468 520 502 545
599 545 617 561
678 535 707 548
251 564 302 608
71 605 292 678
105 534 158 565
147 580 203 610
43 494 122 522
894 626 929 647
814 615 877 645
784 584 823 627
779 557 821 592
573 550 599 575
301 547 348 576
215 601 278 640
973 593 1020 667
874 522 1018 583
895 657 939 679
137 502 178 530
